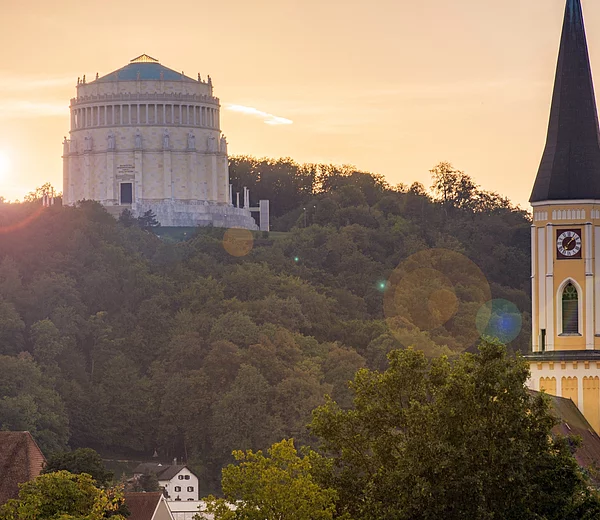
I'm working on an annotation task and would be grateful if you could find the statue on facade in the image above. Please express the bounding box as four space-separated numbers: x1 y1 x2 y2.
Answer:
163 129 170 149
207 136 216 152
187 132 196 150
198 73 201 82
107 132 115 150
84 135 92 151
135 129 142 149
82 75 86 84
62 137 69 155
220 135 227 154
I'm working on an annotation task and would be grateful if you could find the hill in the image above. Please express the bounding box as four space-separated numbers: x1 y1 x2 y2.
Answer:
0 158 531 491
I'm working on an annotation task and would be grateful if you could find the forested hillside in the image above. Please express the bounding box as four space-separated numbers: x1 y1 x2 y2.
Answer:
0 158 531 491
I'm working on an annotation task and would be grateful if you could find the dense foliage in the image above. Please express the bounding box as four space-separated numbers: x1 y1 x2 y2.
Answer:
42 448 114 487
310 340 600 520
201 440 337 520
0 471 126 520
0 157 531 491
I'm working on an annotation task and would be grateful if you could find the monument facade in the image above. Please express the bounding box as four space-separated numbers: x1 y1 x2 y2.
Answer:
62 54 258 229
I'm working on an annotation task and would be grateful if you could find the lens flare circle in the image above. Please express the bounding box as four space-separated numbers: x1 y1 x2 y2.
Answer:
383 249 491 350
476 299 523 343
222 228 254 257
0 204 45 235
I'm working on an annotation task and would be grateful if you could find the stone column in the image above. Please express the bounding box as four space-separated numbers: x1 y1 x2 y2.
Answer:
212 154 218 201
83 151 91 200
189 149 197 201
595 226 600 336
135 148 143 202
106 146 115 203
164 149 172 201
531 225 538 351
546 224 555 350
586 222 594 349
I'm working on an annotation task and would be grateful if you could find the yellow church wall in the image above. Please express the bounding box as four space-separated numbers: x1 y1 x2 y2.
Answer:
531 202 600 351
529 362 600 434
583 376 600 434
562 376 579 405
539 376 557 395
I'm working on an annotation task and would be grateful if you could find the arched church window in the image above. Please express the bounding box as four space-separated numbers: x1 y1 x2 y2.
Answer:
562 283 579 334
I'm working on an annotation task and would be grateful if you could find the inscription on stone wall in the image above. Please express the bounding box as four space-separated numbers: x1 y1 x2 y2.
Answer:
117 164 135 174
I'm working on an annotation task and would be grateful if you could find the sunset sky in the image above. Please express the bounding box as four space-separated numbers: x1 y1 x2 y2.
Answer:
0 0 597 207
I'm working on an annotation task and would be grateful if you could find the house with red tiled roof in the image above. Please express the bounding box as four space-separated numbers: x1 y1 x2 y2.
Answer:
125 492 175 520
0 431 46 505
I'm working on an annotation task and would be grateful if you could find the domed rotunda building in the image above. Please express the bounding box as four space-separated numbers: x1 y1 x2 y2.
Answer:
62 54 258 229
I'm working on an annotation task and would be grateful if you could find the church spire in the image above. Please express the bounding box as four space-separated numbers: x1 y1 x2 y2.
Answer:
530 0 600 202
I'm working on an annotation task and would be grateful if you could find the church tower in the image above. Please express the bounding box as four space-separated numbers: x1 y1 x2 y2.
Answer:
527 0 600 433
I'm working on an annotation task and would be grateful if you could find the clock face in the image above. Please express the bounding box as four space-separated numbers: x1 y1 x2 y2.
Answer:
557 229 582 259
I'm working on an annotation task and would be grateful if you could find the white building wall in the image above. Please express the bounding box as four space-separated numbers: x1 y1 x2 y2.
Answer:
62 64 257 229
160 467 199 502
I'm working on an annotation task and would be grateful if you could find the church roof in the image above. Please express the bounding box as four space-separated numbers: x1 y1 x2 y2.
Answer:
530 0 600 203
94 55 197 83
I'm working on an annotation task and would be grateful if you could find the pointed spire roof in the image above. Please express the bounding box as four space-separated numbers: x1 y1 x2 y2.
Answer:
530 0 600 203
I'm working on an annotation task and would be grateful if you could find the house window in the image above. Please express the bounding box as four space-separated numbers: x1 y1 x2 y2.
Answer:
187 486 194 492
184 475 190 480
562 283 579 334
175 486 181 492
178 475 184 480
120 182 133 204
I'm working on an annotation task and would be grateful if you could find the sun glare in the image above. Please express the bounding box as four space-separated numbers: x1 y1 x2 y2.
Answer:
0 151 10 179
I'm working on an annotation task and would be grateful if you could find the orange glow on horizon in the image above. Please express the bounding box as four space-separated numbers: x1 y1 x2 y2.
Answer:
1 0 598 208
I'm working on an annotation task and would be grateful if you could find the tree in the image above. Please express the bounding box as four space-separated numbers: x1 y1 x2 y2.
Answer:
131 472 159 492
0 470 126 520
42 448 113 487
117 209 137 228
137 209 160 230
199 439 337 520
310 340 600 520
0 354 69 454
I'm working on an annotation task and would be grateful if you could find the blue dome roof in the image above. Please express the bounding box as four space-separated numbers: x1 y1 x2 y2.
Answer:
94 54 197 83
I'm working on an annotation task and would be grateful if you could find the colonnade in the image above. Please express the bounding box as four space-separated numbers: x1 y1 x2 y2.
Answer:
71 103 219 129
